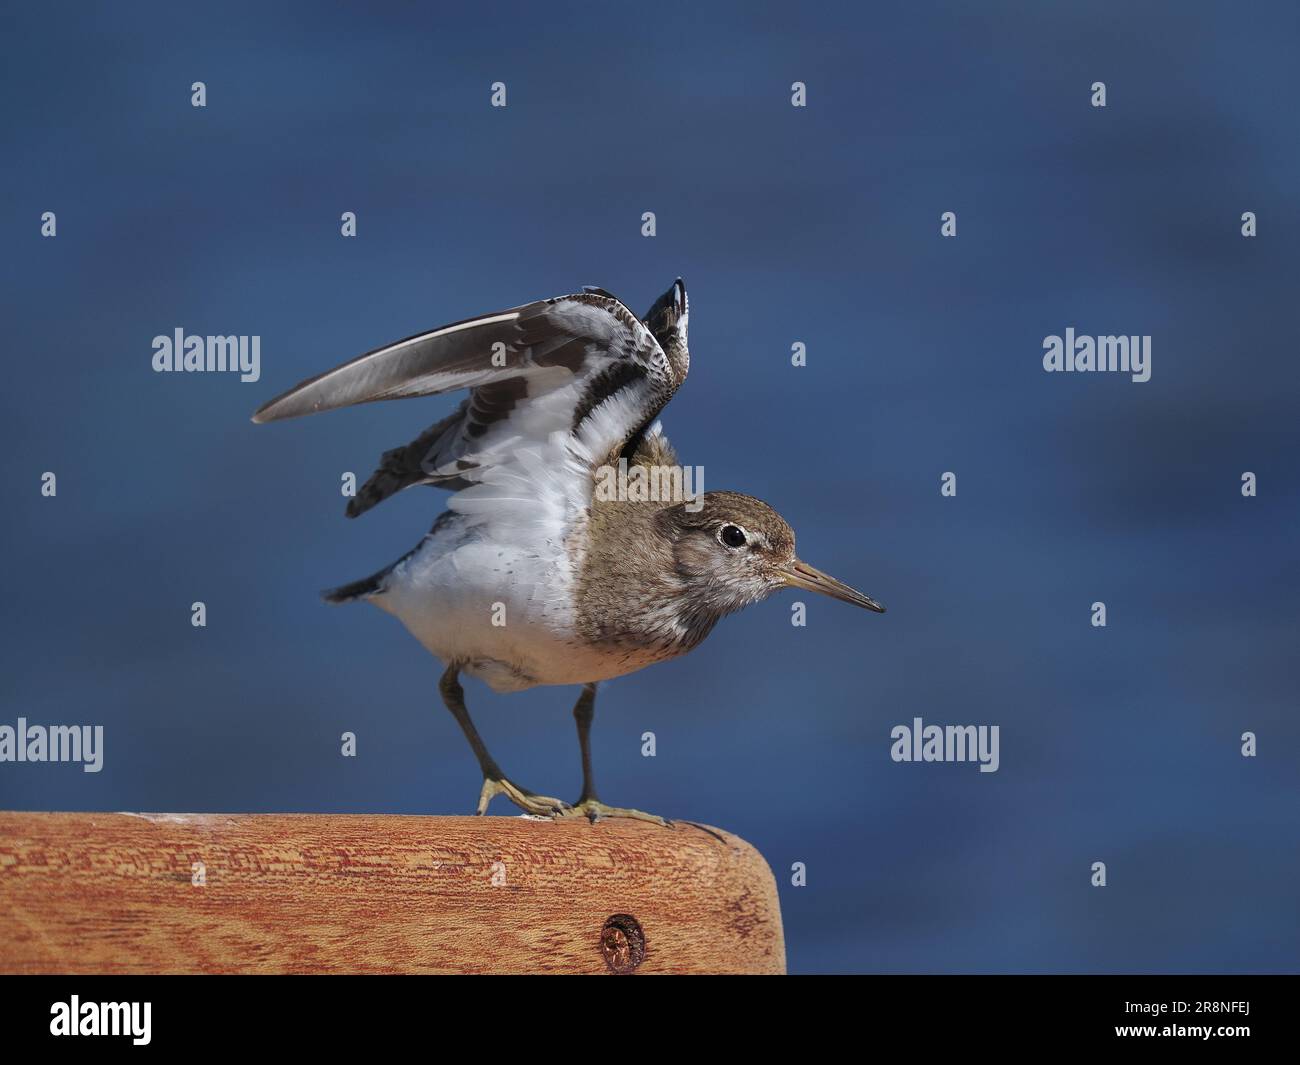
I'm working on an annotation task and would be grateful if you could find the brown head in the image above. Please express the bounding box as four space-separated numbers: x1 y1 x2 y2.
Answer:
656 490 885 625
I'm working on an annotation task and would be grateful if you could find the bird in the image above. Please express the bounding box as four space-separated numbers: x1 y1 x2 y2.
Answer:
251 279 885 823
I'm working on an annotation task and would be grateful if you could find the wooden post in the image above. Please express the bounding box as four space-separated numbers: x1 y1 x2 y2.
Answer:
0 812 785 974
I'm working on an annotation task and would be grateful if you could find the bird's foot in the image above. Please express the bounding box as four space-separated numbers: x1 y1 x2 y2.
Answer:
477 776 572 818
561 798 672 827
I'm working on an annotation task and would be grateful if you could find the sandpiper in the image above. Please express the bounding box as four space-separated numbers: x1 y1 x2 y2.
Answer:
252 280 885 823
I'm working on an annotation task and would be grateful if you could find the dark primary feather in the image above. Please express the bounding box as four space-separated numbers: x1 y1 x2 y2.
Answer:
345 403 471 517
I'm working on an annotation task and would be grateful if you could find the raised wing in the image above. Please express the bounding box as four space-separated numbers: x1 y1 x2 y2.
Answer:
252 282 690 517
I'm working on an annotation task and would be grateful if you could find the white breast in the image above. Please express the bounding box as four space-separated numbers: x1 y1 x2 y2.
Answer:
369 384 672 691
370 427 605 691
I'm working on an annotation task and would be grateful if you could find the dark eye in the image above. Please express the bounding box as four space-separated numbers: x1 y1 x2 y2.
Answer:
719 524 747 549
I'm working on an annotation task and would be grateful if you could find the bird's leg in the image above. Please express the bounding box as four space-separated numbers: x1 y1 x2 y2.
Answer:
572 682 599 805
438 664 570 817
563 682 671 827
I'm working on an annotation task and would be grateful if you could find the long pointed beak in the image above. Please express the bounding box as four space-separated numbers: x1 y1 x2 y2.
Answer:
780 559 886 613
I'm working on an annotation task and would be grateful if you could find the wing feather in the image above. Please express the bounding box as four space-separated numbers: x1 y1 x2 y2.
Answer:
252 283 691 519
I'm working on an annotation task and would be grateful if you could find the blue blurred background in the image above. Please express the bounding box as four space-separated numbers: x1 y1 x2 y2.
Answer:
2 1 1297 973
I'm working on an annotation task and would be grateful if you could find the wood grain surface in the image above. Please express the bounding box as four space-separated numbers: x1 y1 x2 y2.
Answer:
0 812 785 974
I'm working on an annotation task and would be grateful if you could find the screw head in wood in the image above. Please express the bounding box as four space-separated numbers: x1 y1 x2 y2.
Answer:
600 913 645 974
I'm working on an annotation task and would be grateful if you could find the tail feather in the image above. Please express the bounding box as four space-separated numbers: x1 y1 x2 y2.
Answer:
324 512 452 604
322 571 386 604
